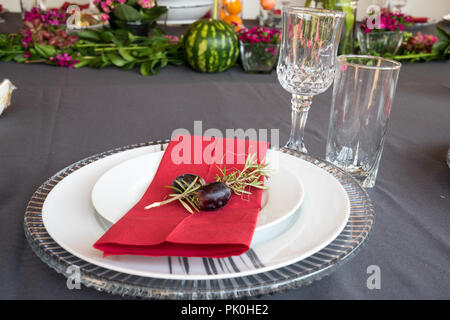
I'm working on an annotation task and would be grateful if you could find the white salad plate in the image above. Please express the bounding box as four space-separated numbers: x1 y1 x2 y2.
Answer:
40 145 350 280
91 150 305 245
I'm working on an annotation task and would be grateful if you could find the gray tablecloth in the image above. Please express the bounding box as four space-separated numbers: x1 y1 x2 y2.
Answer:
0 14 449 299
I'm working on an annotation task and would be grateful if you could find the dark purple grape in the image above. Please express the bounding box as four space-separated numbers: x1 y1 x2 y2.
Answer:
172 174 205 194
196 182 231 211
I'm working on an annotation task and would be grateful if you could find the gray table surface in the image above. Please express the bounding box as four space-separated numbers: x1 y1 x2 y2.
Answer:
0 14 449 300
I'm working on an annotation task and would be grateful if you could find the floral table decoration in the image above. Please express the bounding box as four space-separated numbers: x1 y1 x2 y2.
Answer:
356 7 450 62
0 6 183 75
384 27 450 62
237 26 280 73
357 8 412 55
95 0 167 36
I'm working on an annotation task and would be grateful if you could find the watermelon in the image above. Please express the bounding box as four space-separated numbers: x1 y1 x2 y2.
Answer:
182 19 239 73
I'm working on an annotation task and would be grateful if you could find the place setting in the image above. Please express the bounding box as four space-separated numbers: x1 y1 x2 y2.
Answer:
20 6 382 299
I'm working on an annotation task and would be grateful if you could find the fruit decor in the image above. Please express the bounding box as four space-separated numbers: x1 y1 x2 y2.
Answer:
222 0 243 31
182 19 239 73
145 154 272 214
260 0 276 11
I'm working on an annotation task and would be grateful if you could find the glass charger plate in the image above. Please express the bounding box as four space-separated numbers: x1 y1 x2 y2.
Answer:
24 141 374 299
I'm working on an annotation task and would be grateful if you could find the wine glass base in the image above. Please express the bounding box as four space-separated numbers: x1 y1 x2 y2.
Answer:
284 140 308 154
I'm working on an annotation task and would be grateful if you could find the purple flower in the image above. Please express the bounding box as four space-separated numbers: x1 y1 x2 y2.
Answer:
237 26 280 44
361 9 411 33
50 53 79 68
23 7 68 27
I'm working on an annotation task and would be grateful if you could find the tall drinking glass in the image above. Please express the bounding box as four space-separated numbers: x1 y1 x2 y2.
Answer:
277 7 345 153
326 55 401 188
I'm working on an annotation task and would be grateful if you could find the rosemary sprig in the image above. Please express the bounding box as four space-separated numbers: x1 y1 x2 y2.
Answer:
144 176 202 214
144 153 273 213
216 153 274 195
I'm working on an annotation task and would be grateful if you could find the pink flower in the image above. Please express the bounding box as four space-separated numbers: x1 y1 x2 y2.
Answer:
164 34 179 44
138 0 155 8
238 26 280 44
101 13 110 21
101 2 110 13
361 9 411 33
50 53 79 68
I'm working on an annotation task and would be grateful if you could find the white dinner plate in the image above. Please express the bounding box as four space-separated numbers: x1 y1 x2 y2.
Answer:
91 151 305 244
42 146 350 280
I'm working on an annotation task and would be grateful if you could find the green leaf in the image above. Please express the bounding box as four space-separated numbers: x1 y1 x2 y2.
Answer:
14 53 27 63
140 61 151 76
178 198 194 214
433 40 448 53
107 52 128 67
121 61 136 70
78 30 102 42
34 44 56 58
113 4 142 22
118 48 135 62
141 6 168 21
1 54 15 62
100 31 116 43
435 26 449 42
114 28 130 44
73 59 91 68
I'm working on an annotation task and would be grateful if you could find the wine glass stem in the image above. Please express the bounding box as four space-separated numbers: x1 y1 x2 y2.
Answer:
285 94 312 153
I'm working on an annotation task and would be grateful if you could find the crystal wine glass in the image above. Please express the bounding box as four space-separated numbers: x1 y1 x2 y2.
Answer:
277 7 345 153
391 0 408 12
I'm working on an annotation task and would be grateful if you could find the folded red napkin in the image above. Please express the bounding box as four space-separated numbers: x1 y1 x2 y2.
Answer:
410 17 428 23
93 135 269 258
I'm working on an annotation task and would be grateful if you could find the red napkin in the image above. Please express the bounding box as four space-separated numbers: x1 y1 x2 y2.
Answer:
60 2 90 10
410 17 428 23
93 135 269 258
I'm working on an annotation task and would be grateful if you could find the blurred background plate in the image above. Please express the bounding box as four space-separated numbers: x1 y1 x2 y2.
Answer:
405 18 442 30
157 0 213 25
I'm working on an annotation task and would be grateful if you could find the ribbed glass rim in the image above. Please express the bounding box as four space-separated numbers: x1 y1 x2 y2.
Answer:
338 54 402 71
283 6 346 18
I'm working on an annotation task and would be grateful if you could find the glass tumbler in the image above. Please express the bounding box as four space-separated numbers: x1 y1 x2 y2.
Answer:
326 55 401 188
